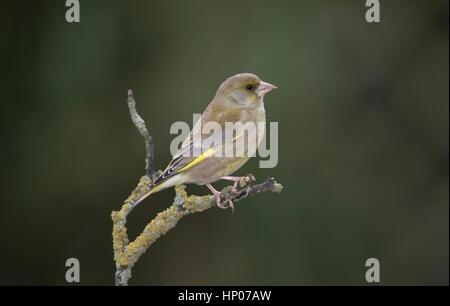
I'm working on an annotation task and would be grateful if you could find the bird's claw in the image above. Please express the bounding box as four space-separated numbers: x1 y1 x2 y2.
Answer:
215 194 227 209
216 196 234 213
228 199 234 214
242 186 251 198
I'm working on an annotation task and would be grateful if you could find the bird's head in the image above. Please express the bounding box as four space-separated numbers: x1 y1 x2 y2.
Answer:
215 73 277 107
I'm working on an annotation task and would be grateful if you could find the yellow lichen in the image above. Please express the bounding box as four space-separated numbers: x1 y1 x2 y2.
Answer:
112 175 283 276
273 181 283 193
111 211 121 223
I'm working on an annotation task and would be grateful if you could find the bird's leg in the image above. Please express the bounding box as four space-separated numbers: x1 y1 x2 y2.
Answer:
206 183 225 208
206 183 234 212
220 176 242 193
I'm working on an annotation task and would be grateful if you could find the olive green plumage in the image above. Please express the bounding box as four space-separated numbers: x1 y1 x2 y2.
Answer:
136 73 277 205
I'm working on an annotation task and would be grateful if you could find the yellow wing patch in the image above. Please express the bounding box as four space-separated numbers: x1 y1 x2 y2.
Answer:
177 131 244 173
178 147 216 172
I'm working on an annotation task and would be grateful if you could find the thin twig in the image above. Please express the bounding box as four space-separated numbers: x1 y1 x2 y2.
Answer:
127 90 154 178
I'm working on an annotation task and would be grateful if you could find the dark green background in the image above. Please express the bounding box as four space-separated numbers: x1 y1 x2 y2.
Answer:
1 0 448 285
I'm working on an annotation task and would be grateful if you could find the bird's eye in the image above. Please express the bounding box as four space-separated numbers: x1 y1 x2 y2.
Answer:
246 84 254 90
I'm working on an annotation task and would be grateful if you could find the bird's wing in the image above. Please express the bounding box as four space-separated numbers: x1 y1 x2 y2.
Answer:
156 108 251 184
159 130 224 182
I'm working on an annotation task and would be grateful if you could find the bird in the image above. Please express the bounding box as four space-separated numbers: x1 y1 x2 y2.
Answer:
134 73 277 211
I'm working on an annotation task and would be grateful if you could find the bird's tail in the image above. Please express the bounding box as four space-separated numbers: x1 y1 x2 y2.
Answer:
131 166 187 205
131 176 168 206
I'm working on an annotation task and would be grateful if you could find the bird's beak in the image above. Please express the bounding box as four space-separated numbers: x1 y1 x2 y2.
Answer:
257 81 277 97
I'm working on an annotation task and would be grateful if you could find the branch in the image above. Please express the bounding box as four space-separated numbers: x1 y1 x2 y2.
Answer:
127 90 154 178
112 90 283 286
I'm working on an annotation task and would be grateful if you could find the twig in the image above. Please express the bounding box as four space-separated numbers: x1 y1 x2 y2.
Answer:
127 90 154 178
112 90 283 286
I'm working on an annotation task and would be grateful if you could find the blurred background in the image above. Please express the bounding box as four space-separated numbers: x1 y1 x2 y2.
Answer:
0 0 448 285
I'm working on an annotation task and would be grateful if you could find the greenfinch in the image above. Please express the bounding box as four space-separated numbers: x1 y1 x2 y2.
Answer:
136 73 277 210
